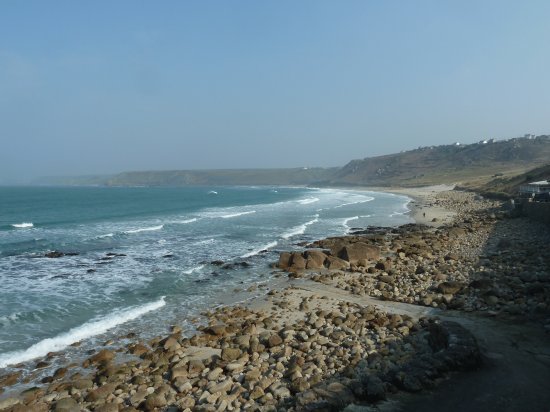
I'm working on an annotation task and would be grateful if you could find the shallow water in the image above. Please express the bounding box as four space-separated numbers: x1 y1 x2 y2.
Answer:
0 185 411 372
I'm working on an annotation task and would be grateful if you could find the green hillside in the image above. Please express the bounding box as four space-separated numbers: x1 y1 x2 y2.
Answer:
330 135 550 187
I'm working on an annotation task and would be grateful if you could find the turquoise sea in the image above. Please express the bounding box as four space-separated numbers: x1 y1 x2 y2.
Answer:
0 185 411 379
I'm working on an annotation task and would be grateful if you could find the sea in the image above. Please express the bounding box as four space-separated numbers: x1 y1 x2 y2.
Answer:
0 185 411 384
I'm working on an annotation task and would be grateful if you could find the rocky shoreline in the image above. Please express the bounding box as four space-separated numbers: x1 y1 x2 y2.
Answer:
1 189 549 412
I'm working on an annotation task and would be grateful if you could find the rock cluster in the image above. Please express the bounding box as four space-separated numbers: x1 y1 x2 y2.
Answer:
0 299 479 412
290 192 550 322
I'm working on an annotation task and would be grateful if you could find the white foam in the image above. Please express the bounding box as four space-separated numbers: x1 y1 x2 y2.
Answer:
241 241 278 258
125 225 163 234
98 233 114 238
0 312 22 326
342 216 359 227
175 218 198 224
183 265 204 275
220 211 256 219
298 197 320 205
281 215 319 239
194 238 215 246
208 191 218 195
334 197 375 208
0 297 166 368
12 222 33 228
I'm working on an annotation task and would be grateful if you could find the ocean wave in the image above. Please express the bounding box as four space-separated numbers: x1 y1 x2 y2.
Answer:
240 241 278 258
342 215 372 230
175 218 198 224
342 216 360 227
220 211 256 219
334 197 375 209
98 233 114 238
124 225 164 234
298 197 320 205
208 190 218 195
0 297 166 368
193 238 216 246
281 215 319 239
12 222 34 228
182 265 205 275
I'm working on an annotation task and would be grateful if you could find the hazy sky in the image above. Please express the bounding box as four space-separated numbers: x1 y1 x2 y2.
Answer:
1 1 549 182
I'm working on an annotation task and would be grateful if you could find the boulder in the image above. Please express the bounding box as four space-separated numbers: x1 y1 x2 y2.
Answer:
437 281 464 295
85 383 117 402
339 242 380 263
278 252 292 269
204 324 226 336
0 398 19 411
221 347 242 362
94 404 120 412
305 250 327 269
144 394 167 411
327 256 350 270
53 397 78 412
88 349 115 364
267 334 283 348
0 371 21 387
289 252 307 271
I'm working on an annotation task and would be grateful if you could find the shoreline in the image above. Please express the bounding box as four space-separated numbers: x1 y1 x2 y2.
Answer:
1 186 549 411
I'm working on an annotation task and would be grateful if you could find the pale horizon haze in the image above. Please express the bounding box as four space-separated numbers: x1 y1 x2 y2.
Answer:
1 1 549 183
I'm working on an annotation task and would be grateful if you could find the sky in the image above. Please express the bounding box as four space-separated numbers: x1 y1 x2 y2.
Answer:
1 1 549 183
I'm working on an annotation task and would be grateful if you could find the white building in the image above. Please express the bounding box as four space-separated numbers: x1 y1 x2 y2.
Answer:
519 180 550 195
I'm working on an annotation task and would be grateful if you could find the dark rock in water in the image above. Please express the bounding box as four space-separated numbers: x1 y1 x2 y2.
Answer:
95 261 113 265
222 261 251 269
45 251 64 258
162 254 174 258
350 226 391 235
86 269 96 273
99 257 113 261
51 274 71 279
211 272 220 277
106 252 126 257
211 260 225 266
64 252 79 256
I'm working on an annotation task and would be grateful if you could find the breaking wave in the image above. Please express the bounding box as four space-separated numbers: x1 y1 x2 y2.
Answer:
0 297 166 368
12 223 34 228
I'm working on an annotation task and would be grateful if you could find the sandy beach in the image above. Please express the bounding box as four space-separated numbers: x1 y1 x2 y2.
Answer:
1 186 549 412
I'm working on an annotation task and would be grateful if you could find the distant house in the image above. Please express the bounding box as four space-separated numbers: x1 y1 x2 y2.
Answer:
519 180 550 197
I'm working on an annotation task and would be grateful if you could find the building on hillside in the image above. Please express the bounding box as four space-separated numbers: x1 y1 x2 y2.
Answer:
519 180 550 200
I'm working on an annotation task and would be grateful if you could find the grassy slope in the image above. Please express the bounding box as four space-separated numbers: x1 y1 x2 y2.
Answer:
331 136 550 188
31 136 549 189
